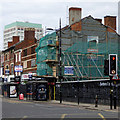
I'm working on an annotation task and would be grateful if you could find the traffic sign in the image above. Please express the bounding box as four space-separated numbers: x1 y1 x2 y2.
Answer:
112 75 119 80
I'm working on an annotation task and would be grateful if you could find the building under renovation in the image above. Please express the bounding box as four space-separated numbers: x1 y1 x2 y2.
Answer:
36 7 120 103
36 7 120 82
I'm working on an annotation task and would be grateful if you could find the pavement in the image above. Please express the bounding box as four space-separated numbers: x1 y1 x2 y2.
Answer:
50 100 118 112
1 95 119 113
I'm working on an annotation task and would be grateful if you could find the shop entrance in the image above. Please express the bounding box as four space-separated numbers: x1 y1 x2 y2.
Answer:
48 84 55 100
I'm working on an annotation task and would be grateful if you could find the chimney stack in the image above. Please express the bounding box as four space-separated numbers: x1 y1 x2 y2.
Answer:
24 28 35 40
104 16 116 30
8 36 19 48
69 7 82 26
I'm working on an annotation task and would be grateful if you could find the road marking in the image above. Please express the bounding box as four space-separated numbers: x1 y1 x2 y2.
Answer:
105 110 117 112
61 114 67 120
20 116 28 120
98 113 106 120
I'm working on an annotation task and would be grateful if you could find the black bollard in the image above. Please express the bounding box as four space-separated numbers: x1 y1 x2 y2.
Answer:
110 89 113 109
114 96 116 109
95 95 98 107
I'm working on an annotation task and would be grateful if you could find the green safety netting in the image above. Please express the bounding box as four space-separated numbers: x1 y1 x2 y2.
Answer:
36 16 120 80
36 32 57 76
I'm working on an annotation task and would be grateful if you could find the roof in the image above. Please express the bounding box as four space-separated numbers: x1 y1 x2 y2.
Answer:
2 45 15 53
5 21 42 30
70 15 117 34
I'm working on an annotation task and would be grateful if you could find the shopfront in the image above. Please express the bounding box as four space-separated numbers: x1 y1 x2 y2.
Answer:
26 81 48 101
26 76 57 101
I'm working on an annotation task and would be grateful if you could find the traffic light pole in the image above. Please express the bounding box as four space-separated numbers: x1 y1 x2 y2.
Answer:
109 54 117 110
110 76 113 109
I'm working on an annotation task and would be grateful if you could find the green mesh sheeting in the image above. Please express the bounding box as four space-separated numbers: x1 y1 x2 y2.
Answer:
37 62 53 76
36 32 57 76
36 15 120 81
36 46 56 63
59 16 119 81
61 34 119 80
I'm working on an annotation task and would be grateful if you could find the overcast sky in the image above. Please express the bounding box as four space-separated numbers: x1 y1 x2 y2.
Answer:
0 0 119 50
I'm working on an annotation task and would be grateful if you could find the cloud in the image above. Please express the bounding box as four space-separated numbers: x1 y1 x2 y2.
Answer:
0 1 118 50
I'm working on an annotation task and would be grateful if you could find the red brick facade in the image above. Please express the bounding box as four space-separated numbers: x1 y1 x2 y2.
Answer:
3 28 37 82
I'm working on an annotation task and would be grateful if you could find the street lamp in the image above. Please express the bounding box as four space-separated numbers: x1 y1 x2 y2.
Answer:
59 18 62 104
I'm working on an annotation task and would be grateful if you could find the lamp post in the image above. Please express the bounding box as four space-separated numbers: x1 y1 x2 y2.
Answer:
59 18 62 104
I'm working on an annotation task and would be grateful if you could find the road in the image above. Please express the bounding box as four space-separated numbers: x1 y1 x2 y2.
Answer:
2 97 119 120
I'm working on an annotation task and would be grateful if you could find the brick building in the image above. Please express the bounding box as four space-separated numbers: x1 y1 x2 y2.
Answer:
2 36 18 82
36 7 119 81
3 28 37 83
15 28 37 81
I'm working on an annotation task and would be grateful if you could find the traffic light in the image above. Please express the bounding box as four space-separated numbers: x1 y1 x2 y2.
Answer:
104 59 109 76
109 54 117 76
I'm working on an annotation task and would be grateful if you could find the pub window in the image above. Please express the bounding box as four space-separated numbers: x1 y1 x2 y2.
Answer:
19 52 21 61
11 64 14 75
5 65 9 69
23 49 27 56
16 54 17 62
5 54 7 61
31 59 36 67
23 61 27 69
31 46 35 54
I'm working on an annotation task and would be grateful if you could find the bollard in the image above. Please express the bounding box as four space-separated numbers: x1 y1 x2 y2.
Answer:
114 96 116 109
95 95 98 107
110 89 113 109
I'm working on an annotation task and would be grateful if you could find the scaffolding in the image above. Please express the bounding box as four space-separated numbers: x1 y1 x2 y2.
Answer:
60 16 119 81
36 32 58 76
36 16 120 81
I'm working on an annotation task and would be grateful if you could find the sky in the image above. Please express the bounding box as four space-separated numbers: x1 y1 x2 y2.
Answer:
0 0 119 50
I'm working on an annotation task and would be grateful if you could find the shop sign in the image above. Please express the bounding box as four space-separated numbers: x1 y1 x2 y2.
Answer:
64 66 74 75
21 74 29 80
15 66 23 72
